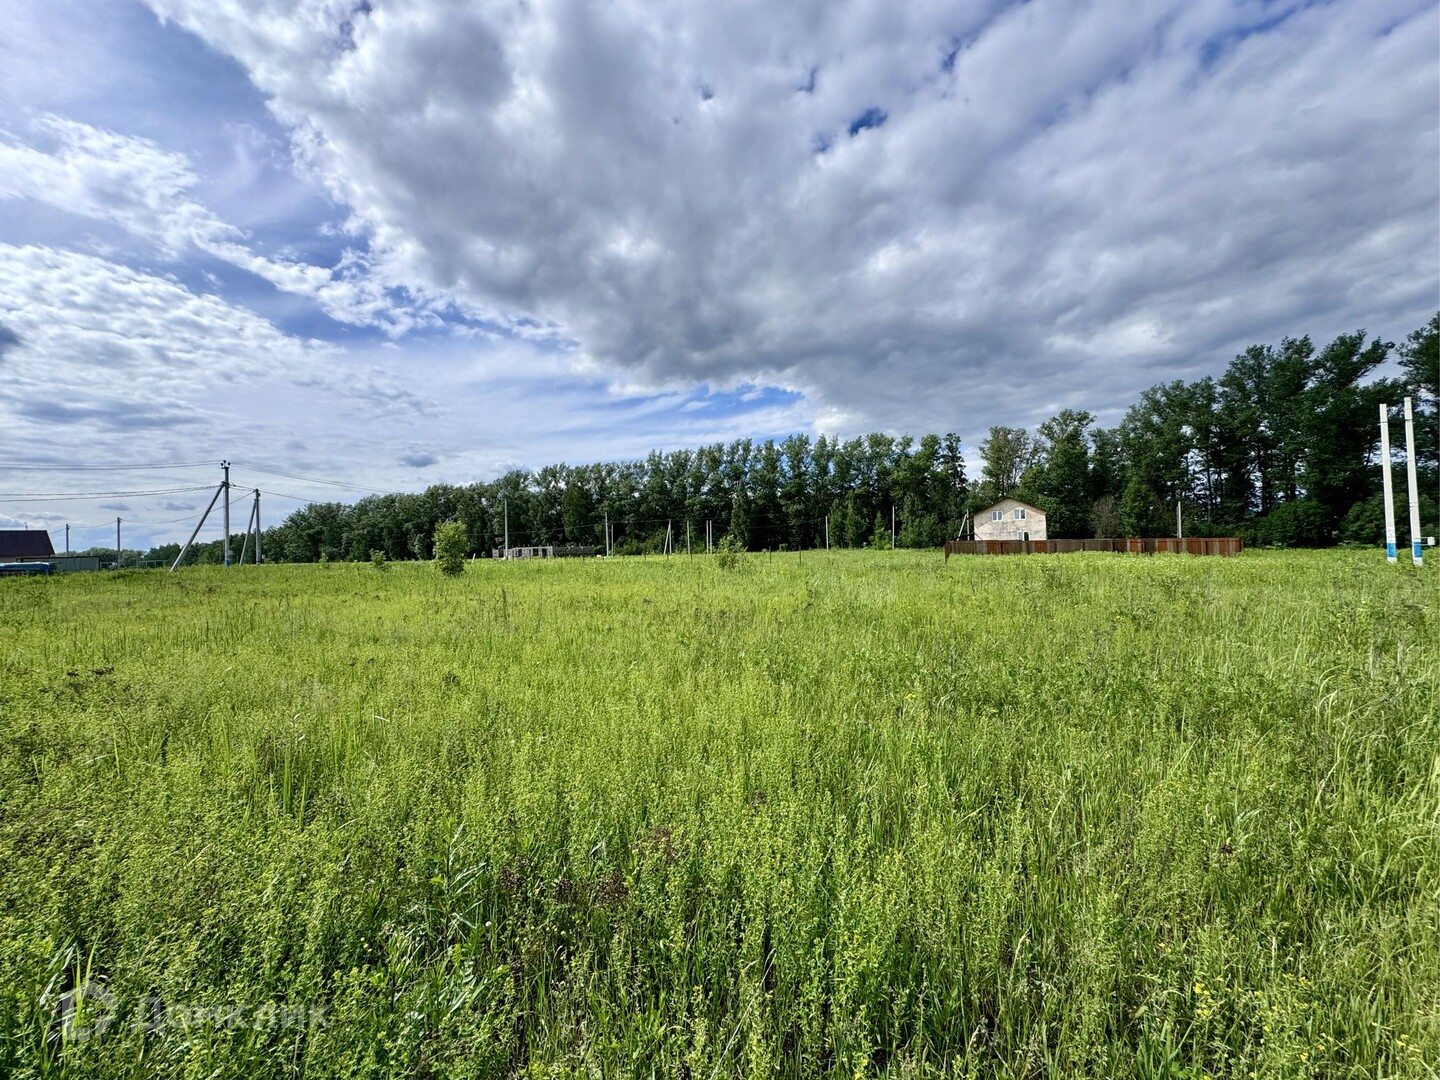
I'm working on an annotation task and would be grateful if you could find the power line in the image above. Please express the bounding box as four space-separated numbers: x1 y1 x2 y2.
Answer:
0 461 215 471
235 463 398 495
0 485 214 502
255 487 320 503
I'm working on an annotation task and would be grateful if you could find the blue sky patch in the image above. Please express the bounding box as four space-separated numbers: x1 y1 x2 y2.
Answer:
1198 3 1312 72
847 107 887 137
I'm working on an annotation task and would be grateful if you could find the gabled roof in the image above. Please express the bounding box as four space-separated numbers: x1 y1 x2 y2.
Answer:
0 530 55 558
977 498 1045 515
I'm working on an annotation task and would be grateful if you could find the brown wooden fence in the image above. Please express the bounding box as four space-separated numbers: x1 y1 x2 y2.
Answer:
943 537 1242 559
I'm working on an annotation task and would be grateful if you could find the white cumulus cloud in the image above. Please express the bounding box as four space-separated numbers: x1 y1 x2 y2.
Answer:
138 0 1437 431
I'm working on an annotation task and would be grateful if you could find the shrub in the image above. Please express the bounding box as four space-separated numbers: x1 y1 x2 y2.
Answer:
713 534 748 571
433 522 468 576
370 549 389 572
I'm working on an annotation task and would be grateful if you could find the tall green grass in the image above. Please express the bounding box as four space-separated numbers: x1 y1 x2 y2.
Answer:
0 550 1435 1077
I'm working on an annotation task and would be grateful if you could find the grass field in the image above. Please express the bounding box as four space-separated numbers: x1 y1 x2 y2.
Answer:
0 550 1435 1078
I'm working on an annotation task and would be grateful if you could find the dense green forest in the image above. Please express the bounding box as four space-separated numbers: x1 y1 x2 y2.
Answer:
150 316 1438 564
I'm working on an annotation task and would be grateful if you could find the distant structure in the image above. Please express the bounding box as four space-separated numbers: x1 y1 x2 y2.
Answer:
974 499 1047 542
552 545 599 558
0 530 55 560
494 545 554 559
0 562 52 576
490 545 599 559
0 531 114 572
42 555 105 573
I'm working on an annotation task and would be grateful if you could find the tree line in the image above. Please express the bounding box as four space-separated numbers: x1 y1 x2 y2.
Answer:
146 315 1437 565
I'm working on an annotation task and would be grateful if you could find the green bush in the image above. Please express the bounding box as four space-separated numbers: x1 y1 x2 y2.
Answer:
432 521 468 576
712 533 747 570
370 549 389 572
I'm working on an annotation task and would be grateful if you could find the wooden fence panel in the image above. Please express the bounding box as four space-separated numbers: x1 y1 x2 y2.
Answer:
943 537 1240 559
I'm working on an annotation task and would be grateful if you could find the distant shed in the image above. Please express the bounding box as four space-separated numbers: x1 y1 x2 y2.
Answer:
0 530 54 560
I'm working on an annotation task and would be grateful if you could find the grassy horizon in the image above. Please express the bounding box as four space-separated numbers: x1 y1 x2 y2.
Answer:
0 550 1435 1077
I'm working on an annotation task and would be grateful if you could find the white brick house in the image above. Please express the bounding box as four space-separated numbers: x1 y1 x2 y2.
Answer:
974 499 1047 542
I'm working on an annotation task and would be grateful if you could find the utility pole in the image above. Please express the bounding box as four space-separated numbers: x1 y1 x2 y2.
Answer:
503 495 509 558
825 515 829 550
237 489 262 565
65 523 69 554
891 505 896 549
115 518 121 567
239 497 255 565
1404 396 1423 565
665 519 672 558
1176 499 1182 539
604 511 610 557
1380 403 1397 563
221 460 231 567
687 520 691 557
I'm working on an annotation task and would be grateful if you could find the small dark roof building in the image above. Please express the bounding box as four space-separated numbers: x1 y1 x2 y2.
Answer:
0 530 55 559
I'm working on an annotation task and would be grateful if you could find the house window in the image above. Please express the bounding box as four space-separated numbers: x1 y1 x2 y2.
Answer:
1014 508 1026 520
991 510 1003 521
1021 531 1030 541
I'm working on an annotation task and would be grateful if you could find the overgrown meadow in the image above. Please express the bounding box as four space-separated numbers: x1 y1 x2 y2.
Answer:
0 550 1435 1078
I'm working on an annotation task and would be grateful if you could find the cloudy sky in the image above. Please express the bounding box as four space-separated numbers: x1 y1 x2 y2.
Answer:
0 0 1435 551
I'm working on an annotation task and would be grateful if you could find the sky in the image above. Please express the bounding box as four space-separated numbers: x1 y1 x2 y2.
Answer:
0 0 1436 552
